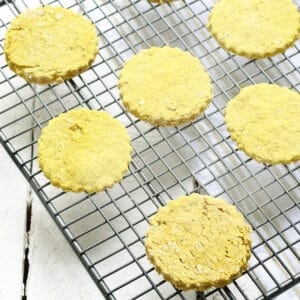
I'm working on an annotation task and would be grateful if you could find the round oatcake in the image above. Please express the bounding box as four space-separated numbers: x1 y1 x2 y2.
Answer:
118 46 212 126
208 0 300 59
145 193 252 291
225 84 300 164
5 6 98 84
38 109 132 193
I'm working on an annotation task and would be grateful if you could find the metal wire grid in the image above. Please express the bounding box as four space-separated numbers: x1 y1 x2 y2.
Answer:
0 0 299 299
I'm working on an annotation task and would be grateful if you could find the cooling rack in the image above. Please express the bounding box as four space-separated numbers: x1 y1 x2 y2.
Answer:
0 0 299 299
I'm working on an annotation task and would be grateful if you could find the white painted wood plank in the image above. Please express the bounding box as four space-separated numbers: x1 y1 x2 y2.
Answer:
0 146 28 300
26 194 102 300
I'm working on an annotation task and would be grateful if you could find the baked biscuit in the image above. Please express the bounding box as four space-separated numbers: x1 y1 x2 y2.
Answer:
4 6 98 84
145 193 252 290
208 0 300 59
38 109 132 193
225 84 300 164
118 46 212 126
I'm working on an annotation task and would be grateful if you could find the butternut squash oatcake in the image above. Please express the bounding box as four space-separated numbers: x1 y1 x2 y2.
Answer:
208 0 300 59
225 84 300 165
4 6 98 84
38 109 132 193
118 46 212 126
145 194 252 291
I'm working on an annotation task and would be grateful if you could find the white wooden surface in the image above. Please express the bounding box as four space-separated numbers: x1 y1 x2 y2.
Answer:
0 147 102 300
0 147 27 300
26 194 101 300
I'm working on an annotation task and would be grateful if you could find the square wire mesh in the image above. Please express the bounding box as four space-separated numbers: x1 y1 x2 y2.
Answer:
0 0 299 299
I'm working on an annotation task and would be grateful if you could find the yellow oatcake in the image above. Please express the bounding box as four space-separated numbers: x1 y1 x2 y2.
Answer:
38 109 132 193
118 46 212 126
4 6 98 84
208 0 300 59
145 194 252 291
225 84 300 165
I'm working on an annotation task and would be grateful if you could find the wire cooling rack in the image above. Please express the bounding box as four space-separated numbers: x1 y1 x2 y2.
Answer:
0 0 300 299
